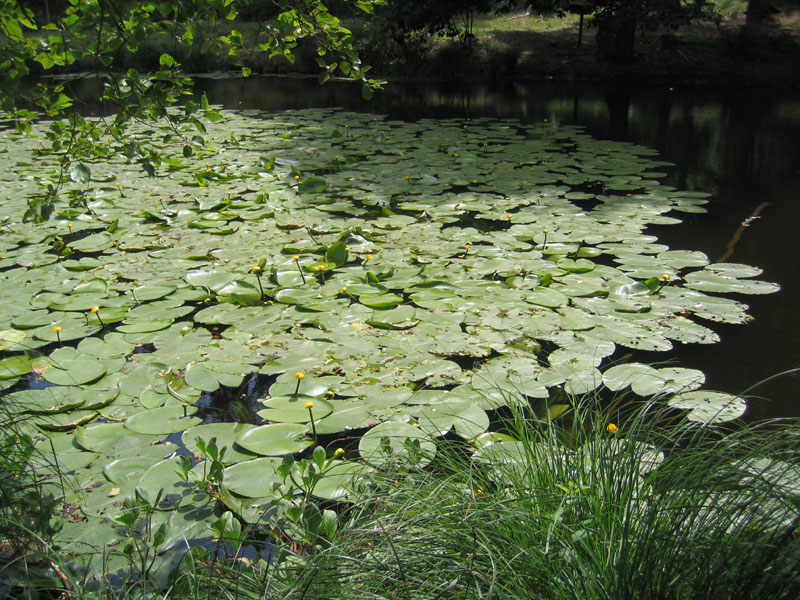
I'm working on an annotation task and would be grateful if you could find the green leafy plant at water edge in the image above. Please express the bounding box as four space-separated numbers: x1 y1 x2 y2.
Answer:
0 107 783 593
0 0 386 221
0 407 78 597
284 398 800 599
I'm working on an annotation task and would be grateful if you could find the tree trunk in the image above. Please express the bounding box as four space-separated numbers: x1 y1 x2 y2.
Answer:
595 11 638 63
746 0 777 26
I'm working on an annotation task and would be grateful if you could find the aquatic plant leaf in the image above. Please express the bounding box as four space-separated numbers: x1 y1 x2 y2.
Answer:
104 456 163 484
0 329 26 349
182 422 259 464
124 404 201 434
684 271 780 295
217 280 262 306
257 395 333 423
358 421 436 469
312 461 374 501
299 177 328 193
668 390 747 424
630 367 705 397
223 457 284 497
43 358 107 385
76 422 163 453
235 423 313 456
602 363 659 391
314 400 375 434
0 354 33 379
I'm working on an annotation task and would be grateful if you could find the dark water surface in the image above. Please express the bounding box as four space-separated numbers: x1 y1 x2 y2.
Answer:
196 75 800 420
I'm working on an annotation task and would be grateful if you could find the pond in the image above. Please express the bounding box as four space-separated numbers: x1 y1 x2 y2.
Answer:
196 75 800 421
0 73 796 587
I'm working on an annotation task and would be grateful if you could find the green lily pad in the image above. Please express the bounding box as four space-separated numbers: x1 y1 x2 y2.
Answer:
117 319 174 333
182 422 259 464
223 457 284 497
43 358 108 385
217 280 263 306
359 421 436 469
75 422 164 453
104 455 164 484
312 461 374 501
0 329 26 350
124 404 201 435
235 423 313 456
257 395 333 423
668 390 747 424
0 354 33 379
630 367 705 397
358 293 403 309
602 363 659 392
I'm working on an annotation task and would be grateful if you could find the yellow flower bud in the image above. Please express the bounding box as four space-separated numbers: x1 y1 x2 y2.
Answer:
334 448 345 458
292 255 300 261
295 372 305 380
304 401 314 409
606 423 619 434
90 306 100 313
366 254 373 260
340 286 347 294
52 326 62 333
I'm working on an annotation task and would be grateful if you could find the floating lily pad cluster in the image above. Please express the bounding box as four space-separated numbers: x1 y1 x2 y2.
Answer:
0 107 779 579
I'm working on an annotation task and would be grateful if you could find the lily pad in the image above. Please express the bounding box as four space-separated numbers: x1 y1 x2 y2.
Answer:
235 423 313 456
223 457 284 497
668 390 747 424
358 421 436 469
257 395 333 423
43 358 108 385
124 404 202 435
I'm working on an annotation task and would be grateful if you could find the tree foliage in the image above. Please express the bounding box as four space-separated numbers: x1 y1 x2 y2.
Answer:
364 0 493 51
0 0 385 221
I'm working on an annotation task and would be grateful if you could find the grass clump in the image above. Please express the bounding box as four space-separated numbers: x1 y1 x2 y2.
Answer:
287 397 800 599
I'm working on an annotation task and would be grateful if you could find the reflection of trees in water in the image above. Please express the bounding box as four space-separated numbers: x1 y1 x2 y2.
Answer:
194 77 800 198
